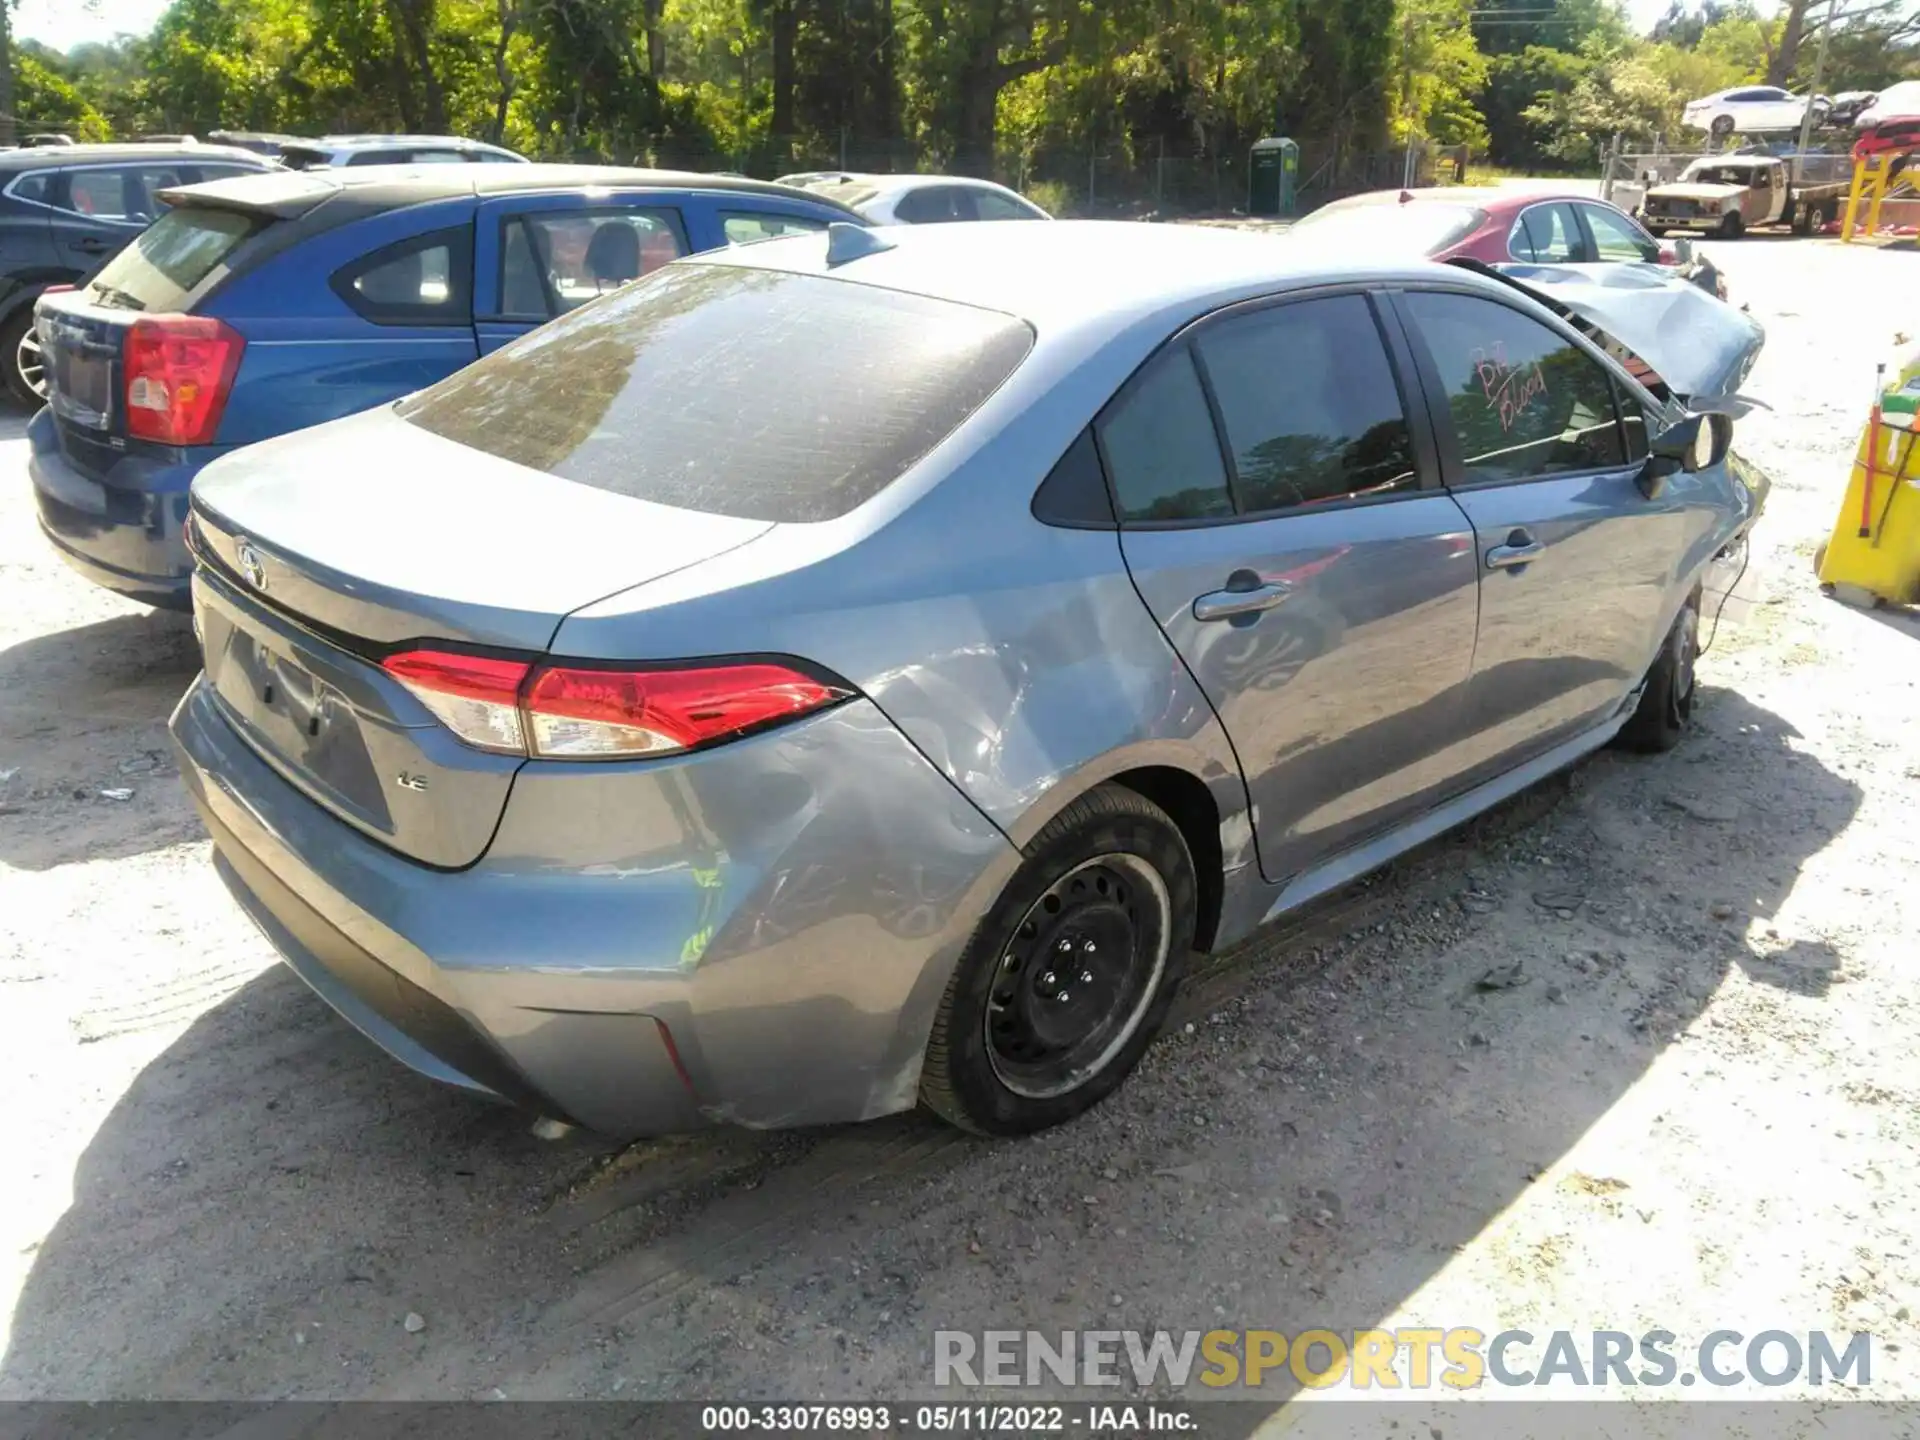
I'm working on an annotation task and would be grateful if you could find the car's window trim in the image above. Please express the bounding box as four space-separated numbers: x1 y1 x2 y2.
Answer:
481 202 690 322
1385 282 1640 494
1090 282 1448 531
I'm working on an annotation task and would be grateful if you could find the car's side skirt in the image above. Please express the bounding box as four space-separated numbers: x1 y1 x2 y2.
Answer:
1247 710 1630 932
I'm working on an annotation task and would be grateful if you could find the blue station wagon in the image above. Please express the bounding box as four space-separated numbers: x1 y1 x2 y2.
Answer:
28 165 862 608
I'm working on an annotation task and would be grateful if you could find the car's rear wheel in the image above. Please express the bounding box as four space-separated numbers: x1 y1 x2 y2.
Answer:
1791 201 1816 236
919 783 1195 1136
1616 594 1699 754
2 308 45 407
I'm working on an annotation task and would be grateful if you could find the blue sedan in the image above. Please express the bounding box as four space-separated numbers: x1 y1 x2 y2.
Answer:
28 165 861 609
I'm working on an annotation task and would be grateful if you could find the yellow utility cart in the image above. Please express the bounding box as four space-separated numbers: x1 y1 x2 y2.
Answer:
1817 346 1920 608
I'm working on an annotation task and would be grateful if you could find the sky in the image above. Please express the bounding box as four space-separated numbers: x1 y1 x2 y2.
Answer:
14 0 1766 55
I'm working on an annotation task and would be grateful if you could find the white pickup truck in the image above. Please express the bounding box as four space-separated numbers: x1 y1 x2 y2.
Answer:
1640 154 1848 238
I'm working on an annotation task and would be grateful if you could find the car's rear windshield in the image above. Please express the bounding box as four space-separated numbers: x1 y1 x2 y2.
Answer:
396 262 1034 523
86 205 265 312
1288 201 1487 257
805 181 879 208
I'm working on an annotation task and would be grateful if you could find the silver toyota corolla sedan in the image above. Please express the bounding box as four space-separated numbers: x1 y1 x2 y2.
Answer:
172 220 1759 1138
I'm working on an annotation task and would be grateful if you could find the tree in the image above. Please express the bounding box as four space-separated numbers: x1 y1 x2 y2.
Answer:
1390 0 1490 150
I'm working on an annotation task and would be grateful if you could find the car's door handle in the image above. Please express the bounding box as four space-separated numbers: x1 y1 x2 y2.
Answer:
1193 580 1291 622
71 238 110 254
1485 530 1545 570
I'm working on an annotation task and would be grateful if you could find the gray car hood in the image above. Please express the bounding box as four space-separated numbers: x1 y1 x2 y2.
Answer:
1476 260 1766 404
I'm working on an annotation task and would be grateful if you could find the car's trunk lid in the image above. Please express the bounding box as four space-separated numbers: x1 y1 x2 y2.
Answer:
37 291 140 477
188 406 774 867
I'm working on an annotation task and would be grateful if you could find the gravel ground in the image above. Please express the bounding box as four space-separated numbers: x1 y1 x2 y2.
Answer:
1 233 1917 1407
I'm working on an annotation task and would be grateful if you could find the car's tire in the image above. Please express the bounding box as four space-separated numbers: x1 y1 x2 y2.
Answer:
1645 224 1667 238
1718 211 1745 239
919 783 1196 1137
1792 201 1815 235
1 307 45 407
1616 593 1700 754
1711 113 1735 140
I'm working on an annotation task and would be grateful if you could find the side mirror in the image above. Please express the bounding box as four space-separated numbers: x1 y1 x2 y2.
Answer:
1641 412 1732 497
1672 237 1696 265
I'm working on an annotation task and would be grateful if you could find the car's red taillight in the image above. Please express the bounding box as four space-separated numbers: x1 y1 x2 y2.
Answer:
383 650 532 755
380 650 850 760
124 315 244 446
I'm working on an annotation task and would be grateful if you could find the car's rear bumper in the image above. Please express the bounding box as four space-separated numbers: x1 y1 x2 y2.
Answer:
27 407 213 610
169 675 1022 1137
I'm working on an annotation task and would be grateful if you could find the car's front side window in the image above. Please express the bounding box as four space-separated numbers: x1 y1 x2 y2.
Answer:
1402 290 1628 486
894 187 959 224
1098 348 1235 524
1194 294 1418 513
1582 204 1658 263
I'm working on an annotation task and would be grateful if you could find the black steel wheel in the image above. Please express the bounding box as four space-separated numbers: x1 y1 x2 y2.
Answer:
920 783 1195 1135
1617 593 1699 754
983 853 1169 1100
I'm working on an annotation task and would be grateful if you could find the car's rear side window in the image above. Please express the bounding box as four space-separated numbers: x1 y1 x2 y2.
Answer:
1195 295 1418 511
85 205 265 312
721 210 831 245
333 227 472 326
397 263 1033 523
1097 349 1234 524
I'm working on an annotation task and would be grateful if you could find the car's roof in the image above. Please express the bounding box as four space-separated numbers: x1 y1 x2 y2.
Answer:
304 134 510 149
162 163 866 223
0 142 271 170
705 218 1495 333
793 171 1015 197
1324 185 1593 215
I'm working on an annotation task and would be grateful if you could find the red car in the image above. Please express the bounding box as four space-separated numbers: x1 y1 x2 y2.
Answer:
1290 186 1680 269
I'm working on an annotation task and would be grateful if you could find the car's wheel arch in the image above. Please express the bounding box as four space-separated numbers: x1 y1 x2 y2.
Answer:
1003 748 1245 955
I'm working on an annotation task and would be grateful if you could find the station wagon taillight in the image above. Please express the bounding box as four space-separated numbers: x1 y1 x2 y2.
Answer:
381 649 852 760
124 315 245 446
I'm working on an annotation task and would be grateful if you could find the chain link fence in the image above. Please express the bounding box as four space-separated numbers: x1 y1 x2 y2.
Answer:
1599 139 1855 216
548 132 1467 219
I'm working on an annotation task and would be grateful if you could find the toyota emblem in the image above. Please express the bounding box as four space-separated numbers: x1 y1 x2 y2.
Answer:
236 540 267 591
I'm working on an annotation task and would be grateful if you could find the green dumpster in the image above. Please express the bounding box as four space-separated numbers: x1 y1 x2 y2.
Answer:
1249 137 1299 218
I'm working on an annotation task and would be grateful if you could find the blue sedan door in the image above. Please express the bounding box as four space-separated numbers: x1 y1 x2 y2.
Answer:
472 192 694 353
1112 289 1482 886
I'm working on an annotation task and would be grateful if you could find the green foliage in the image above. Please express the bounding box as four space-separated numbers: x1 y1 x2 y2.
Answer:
16 48 112 139
13 0 1920 198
